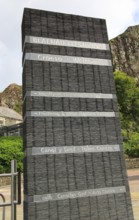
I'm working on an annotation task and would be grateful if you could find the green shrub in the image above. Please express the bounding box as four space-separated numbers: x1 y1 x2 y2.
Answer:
123 133 139 157
0 136 23 173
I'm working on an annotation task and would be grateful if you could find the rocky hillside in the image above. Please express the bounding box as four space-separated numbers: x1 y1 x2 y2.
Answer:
110 25 139 81
0 84 22 114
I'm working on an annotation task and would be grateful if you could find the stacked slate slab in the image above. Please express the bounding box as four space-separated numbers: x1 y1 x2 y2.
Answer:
22 8 134 220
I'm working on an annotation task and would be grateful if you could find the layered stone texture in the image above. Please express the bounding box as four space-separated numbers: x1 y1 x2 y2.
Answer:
110 25 139 79
22 8 134 220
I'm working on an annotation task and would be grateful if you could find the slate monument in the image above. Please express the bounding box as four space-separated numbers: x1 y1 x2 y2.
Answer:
22 8 134 220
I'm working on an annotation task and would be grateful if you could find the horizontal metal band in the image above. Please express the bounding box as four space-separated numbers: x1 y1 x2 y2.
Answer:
26 111 116 117
26 145 120 156
24 186 126 203
25 91 116 99
24 36 110 51
24 53 112 66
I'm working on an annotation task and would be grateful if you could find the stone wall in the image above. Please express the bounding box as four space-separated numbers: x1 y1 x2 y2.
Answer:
0 177 11 186
126 158 139 169
0 174 23 186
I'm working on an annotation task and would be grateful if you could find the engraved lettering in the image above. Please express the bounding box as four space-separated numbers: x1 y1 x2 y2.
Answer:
32 37 38 44
25 36 110 51
25 53 112 66
64 146 76 153
30 145 120 156
42 194 52 201
32 186 126 203
41 147 57 154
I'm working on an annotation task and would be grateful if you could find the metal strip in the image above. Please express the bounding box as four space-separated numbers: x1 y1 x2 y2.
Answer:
0 201 18 207
24 36 110 51
24 186 126 203
26 111 116 118
11 160 17 220
26 145 120 156
24 53 112 66
25 91 116 99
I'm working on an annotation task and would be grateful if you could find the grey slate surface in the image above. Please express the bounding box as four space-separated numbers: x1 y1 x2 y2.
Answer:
22 8 134 220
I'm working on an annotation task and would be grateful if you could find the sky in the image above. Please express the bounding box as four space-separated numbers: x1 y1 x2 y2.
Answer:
0 0 139 92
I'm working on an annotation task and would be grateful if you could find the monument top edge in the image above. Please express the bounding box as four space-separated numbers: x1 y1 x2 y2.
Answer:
23 7 106 22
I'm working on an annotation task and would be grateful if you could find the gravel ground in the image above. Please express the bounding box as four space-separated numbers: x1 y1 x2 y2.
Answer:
0 169 139 220
127 169 139 220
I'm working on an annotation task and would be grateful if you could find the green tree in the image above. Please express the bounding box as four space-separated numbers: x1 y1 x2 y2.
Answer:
123 132 139 157
0 136 23 173
114 71 139 138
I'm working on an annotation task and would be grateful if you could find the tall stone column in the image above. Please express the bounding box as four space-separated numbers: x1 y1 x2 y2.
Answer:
22 8 134 220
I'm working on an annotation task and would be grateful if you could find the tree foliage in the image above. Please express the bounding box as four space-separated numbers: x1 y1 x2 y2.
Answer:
123 133 139 157
114 71 139 157
0 136 23 173
114 71 139 126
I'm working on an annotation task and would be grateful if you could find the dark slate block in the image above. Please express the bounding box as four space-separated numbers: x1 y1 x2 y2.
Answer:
22 8 134 220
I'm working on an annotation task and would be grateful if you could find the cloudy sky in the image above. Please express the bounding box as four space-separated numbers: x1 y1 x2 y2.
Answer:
0 0 139 92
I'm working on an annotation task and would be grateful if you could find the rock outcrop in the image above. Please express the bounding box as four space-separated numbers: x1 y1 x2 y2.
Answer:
110 25 139 81
0 84 22 114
